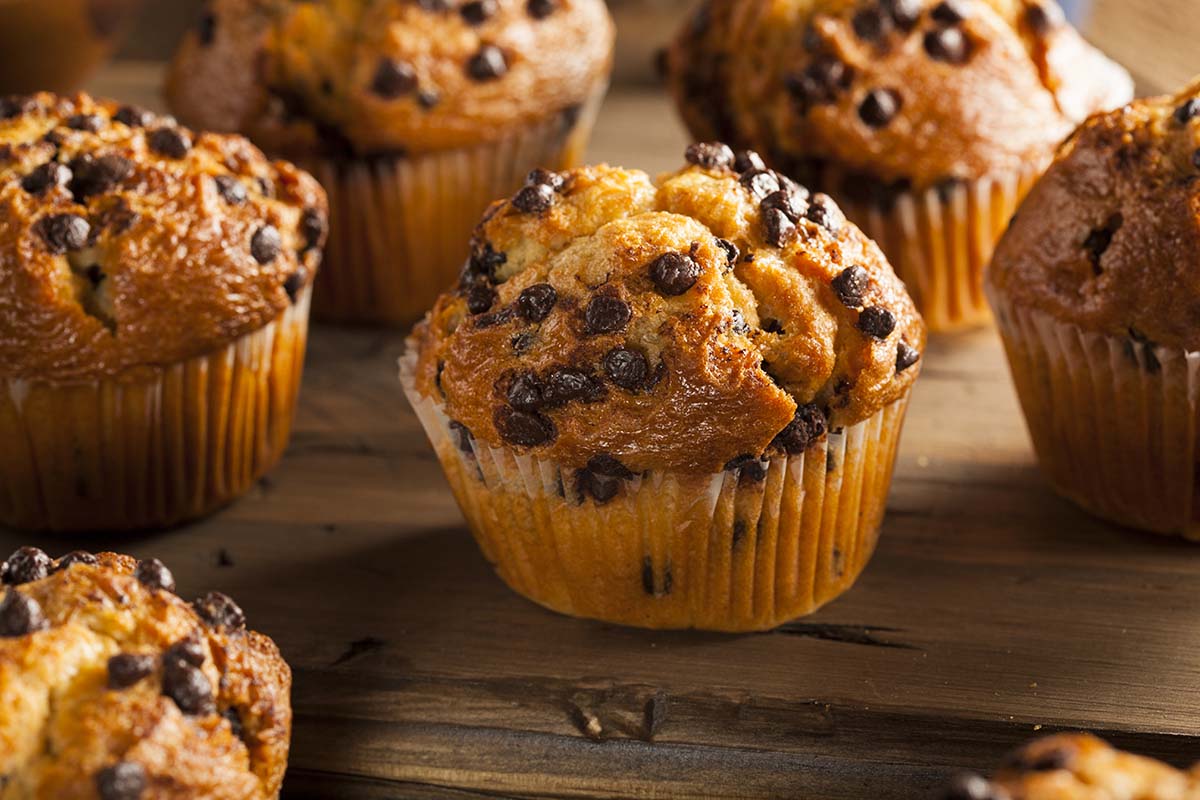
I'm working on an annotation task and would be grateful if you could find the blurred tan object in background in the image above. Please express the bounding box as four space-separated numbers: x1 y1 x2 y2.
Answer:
0 0 143 94
608 0 699 84
1087 0 1199 94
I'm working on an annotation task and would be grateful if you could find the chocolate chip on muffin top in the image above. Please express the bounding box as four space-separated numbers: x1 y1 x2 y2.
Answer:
0 92 328 382
412 146 926 474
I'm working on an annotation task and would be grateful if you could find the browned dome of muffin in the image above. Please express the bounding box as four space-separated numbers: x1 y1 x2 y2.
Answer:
412 144 926 474
0 548 290 799
0 92 327 382
165 0 615 158
663 0 1132 194
989 80 1200 351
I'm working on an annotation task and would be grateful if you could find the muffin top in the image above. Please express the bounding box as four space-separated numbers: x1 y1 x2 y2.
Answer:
0 548 290 800
165 0 615 158
412 144 926 475
989 80 1200 351
664 0 1133 191
944 734 1198 799
0 92 327 382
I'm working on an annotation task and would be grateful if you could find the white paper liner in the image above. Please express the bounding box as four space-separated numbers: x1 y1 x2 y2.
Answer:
0 287 312 531
837 163 1046 333
400 347 911 631
990 292 1200 538
304 85 607 326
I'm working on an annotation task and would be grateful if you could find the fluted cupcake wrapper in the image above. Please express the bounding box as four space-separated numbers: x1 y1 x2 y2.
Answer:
837 164 1045 333
303 85 607 326
0 287 311 532
990 292 1200 538
400 349 911 631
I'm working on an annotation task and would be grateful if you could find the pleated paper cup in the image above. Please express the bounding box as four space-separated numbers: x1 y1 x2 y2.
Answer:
837 164 1045 333
990 291 1200 539
0 287 312 532
305 87 606 326
400 348 911 632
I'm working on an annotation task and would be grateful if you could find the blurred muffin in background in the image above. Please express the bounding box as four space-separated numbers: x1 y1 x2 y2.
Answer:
0 0 143 94
663 0 1132 331
166 0 615 326
987 78 1200 539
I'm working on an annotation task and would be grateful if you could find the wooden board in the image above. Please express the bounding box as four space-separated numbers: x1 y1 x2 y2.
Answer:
4 66 1200 799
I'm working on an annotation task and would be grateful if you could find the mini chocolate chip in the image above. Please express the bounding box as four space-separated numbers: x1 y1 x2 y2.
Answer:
741 169 782 201
164 636 206 667
135 558 176 593
1025 2 1064 35
197 11 217 44
807 194 844 233
448 421 475 454
494 406 556 446
527 0 557 18
0 590 48 637
763 318 785 334
925 27 970 63
763 207 797 247
931 0 969 24
20 162 70 195
788 56 853 108
417 89 441 109
56 550 99 571
507 373 546 411
148 127 192 159
882 0 921 29
648 252 702 296
858 306 897 339
772 404 827 454
896 341 920 372
512 182 555 213
251 225 282 264
1175 99 1200 124
69 153 133 200
859 88 901 127
584 295 631 334
544 367 603 406
526 167 565 192
467 45 508 81
941 773 1003 800
831 266 869 307
1083 213 1123 272
734 150 766 173
114 105 153 128
213 175 247 204
588 454 634 479
283 270 305 302
0 95 34 119
604 347 650 391
193 591 246 630
301 207 327 250
460 0 497 25
577 469 620 504
163 660 216 715
107 653 156 689
762 189 805 222
853 7 892 41
466 284 497 314
96 762 147 800
685 141 735 170
224 707 245 739
36 213 90 254
371 58 418 99
517 283 557 321
716 238 739 268
66 113 104 132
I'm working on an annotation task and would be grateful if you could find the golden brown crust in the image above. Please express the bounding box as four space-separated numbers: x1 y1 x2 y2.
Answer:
412 146 926 474
989 80 1200 351
0 92 327 382
664 0 1132 190
0 548 290 799
164 0 615 158
946 733 1200 799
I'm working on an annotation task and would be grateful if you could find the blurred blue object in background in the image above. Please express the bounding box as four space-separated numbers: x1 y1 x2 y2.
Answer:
1059 0 1089 24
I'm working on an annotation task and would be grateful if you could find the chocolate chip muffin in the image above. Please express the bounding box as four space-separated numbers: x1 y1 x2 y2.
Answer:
987 79 1200 539
402 143 926 631
166 0 614 325
0 92 327 532
943 734 1198 800
663 0 1132 331
0 548 290 799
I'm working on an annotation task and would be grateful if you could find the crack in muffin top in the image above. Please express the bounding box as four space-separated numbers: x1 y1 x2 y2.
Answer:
165 0 615 158
989 80 1200 352
663 0 1133 191
0 548 290 800
413 144 926 474
0 92 327 382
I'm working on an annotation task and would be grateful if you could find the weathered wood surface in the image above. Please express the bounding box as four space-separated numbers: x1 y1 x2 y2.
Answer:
3 67 1200 799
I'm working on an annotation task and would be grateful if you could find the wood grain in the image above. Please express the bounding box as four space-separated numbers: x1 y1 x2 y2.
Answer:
2 65 1197 799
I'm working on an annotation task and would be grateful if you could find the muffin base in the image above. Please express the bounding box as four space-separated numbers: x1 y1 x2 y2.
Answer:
838 165 1044 333
990 292 1200 539
0 287 311 532
401 350 910 631
306 87 606 326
